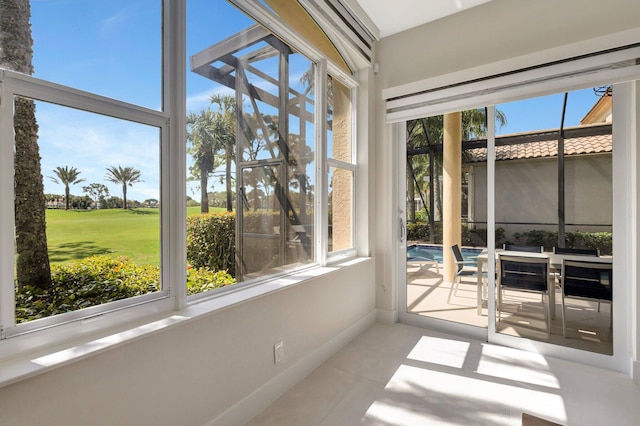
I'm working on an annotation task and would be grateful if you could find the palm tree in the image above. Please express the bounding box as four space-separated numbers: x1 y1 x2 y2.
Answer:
187 95 236 214
49 166 85 210
407 108 507 228
210 94 236 212
187 109 220 213
2 0 52 289
105 166 142 209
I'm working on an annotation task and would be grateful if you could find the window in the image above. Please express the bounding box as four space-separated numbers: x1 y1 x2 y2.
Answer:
0 0 358 351
327 76 355 254
0 0 169 342
185 0 357 292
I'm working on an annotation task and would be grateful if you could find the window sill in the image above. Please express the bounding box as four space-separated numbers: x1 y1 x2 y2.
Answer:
0 256 370 389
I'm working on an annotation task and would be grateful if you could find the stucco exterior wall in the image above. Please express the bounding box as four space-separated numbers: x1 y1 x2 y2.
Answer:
469 154 612 239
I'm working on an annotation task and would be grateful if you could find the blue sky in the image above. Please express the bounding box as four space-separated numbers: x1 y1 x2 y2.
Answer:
30 0 252 202
28 1 606 202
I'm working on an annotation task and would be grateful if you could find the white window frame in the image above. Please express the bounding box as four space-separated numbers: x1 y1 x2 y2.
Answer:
0 0 178 359
0 0 363 360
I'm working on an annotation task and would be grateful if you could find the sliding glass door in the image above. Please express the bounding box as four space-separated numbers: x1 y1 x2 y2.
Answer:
397 80 633 372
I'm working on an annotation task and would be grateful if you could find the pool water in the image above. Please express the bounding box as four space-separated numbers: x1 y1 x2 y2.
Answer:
407 244 482 263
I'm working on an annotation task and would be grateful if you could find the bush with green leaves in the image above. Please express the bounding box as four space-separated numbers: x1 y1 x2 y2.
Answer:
186 267 236 295
15 255 237 323
16 255 159 323
186 212 235 275
406 221 505 248
511 230 612 255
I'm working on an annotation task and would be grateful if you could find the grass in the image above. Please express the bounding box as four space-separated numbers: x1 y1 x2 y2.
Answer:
46 206 229 267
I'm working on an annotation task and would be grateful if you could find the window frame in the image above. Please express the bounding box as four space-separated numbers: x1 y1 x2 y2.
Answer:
0 0 361 359
0 70 173 341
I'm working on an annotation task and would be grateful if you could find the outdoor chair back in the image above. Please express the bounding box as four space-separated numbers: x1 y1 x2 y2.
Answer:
553 247 600 257
503 244 543 253
497 254 551 332
560 259 612 336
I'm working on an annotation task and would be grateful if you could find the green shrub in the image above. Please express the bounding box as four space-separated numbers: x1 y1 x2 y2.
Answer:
407 221 442 242
186 212 235 275
187 267 236 295
462 226 505 247
406 222 504 248
510 230 612 255
15 255 238 323
512 230 557 251
16 255 160 323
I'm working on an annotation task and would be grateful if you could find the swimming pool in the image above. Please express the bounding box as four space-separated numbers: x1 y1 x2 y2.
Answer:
407 244 482 263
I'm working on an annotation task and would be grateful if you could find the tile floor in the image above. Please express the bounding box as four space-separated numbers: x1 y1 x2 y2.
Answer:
406 264 612 355
247 322 640 426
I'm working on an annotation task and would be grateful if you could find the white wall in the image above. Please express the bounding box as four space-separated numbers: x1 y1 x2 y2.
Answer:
0 260 375 426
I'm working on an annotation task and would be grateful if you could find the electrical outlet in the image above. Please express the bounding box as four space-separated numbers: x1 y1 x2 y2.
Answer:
274 341 284 364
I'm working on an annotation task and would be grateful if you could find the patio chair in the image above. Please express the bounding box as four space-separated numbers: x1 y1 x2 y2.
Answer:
553 247 600 256
560 259 612 337
497 254 551 333
503 244 543 253
449 244 482 303
552 247 600 287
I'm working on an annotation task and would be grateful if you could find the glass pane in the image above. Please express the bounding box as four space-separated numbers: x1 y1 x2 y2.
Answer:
187 1 315 287
14 97 161 324
241 165 283 277
328 76 352 163
405 108 490 329
328 167 353 252
494 86 613 354
31 1 162 109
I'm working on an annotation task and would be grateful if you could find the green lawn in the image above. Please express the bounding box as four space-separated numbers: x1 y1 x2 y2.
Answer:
46 207 230 267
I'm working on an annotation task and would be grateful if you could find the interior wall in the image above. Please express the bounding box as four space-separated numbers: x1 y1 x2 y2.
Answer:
0 260 375 426
375 0 640 90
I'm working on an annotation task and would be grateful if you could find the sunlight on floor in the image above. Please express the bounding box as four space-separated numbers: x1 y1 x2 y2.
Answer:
407 336 470 368
406 268 612 355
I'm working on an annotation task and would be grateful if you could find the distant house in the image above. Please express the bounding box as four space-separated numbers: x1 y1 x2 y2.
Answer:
463 96 612 240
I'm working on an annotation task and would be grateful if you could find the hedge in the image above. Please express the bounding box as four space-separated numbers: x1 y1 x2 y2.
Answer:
15 255 236 323
407 221 610 254
511 230 612 255
186 212 236 275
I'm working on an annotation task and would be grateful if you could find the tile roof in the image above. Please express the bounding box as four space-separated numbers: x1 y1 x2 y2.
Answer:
464 124 612 163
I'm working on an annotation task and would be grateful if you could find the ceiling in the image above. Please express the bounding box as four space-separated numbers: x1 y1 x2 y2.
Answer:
353 0 494 38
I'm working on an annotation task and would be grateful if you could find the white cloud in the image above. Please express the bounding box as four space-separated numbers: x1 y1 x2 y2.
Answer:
186 86 234 113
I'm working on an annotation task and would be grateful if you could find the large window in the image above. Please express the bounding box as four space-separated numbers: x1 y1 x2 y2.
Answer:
185 0 356 291
0 0 358 346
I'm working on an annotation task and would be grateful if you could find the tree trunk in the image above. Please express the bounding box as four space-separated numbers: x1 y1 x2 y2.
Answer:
200 171 209 213
122 183 127 209
14 98 52 289
64 185 70 210
2 0 52 290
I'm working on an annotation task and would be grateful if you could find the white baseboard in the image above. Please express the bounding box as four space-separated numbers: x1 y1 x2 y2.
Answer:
376 307 398 324
206 309 377 426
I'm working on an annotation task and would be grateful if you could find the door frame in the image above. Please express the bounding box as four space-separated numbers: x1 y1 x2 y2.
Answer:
395 83 635 373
